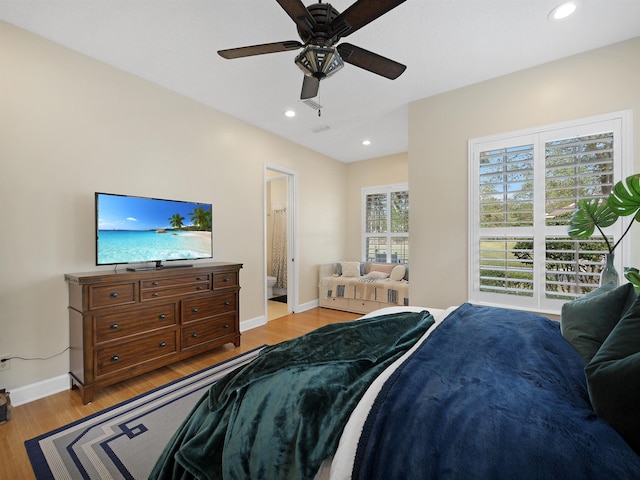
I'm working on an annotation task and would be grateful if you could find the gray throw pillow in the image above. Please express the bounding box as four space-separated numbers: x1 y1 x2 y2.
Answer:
560 282 636 363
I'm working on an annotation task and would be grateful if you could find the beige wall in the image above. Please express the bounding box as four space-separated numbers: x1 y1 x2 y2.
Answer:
344 153 409 260
0 22 349 391
409 37 640 310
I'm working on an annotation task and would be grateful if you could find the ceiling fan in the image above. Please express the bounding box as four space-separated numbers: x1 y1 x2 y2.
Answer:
217 0 407 100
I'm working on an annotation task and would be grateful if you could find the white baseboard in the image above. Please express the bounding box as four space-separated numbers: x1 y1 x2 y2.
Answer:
240 315 267 332
10 374 70 407
294 299 319 313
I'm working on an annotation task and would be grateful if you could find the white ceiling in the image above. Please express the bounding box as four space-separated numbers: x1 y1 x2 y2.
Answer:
2 0 640 162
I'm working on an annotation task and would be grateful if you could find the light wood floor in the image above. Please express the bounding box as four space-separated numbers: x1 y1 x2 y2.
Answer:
0 307 359 479
267 298 290 321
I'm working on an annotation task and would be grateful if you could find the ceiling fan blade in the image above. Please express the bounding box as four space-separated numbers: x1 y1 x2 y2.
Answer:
275 0 317 34
300 75 320 99
331 0 406 38
337 43 406 79
218 40 303 59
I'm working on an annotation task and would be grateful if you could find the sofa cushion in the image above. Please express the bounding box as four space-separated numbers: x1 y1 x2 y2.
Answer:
390 265 406 281
560 282 636 363
366 271 389 279
341 262 361 278
369 263 396 276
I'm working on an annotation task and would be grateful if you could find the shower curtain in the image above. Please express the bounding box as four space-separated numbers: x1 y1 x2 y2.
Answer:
271 208 287 290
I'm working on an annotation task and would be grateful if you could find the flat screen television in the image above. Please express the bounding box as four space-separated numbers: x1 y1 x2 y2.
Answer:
95 192 213 270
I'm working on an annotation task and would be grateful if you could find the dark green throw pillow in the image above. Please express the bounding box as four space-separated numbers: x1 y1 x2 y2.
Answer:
560 282 636 363
586 296 640 454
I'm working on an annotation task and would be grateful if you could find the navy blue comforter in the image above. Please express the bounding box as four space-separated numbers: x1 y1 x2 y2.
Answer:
353 303 640 479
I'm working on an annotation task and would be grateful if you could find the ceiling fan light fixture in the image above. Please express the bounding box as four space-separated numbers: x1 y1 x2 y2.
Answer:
295 45 344 79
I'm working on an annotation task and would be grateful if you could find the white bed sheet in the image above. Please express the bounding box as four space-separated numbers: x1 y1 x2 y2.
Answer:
315 305 458 480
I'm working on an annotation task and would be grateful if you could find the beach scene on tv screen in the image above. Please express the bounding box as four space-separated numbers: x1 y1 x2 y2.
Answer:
97 194 213 264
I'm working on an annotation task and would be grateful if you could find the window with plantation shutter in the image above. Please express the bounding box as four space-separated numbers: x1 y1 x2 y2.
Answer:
469 111 632 313
362 183 409 264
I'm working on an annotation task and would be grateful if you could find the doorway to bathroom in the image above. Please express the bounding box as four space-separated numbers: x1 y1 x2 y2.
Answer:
265 165 298 322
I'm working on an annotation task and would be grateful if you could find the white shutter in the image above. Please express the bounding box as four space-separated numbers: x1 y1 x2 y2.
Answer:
362 183 409 264
469 111 631 313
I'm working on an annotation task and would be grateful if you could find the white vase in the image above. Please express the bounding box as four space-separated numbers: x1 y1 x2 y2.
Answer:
600 253 619 287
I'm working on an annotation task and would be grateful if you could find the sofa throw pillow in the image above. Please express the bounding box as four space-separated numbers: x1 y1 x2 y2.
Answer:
585 295 640 454
390 265 406 281
369 263 395 276
560 282 636 363
341 262 361 278
366 271 389 279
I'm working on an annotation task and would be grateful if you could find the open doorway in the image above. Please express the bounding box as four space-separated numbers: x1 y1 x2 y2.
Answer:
265 165 298 321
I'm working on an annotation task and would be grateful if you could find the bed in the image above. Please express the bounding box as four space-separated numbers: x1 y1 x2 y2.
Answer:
150 284 640 479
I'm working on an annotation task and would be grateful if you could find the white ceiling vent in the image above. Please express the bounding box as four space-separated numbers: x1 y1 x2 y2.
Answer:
311 124 331 133
302 98 323 110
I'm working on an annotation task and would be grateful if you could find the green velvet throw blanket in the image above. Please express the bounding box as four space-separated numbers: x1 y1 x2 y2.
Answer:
150 310 435 480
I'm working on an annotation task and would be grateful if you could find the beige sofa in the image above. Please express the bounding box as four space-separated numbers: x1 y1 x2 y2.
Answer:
318 261 409 314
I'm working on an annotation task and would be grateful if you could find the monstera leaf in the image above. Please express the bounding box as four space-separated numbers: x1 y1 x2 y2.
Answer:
624 267 640 294
567 198 618 239
608 174 640 221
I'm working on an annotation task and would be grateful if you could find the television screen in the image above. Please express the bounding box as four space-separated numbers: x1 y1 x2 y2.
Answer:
95 192 213 267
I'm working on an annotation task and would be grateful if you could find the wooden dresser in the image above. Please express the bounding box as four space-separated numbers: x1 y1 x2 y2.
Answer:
65 262 242 403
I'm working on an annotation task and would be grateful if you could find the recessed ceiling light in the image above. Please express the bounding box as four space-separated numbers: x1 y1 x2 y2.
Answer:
362 140 371 146
548 1 578 21
284 110 296 118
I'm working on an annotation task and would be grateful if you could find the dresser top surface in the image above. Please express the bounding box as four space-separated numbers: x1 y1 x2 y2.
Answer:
65 262 243 284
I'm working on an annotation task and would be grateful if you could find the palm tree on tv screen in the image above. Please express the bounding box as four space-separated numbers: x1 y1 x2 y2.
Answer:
169 213 185 230
190 206 212 231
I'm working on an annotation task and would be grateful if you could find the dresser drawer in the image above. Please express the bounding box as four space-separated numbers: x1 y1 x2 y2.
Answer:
141 274 210 290
182 293 236 323
141 282 210 301
89 282 136 310
321 296 350 310
213 270 239 289
96 330 178 376
94 303 177 344
348 298 381 314
181 314 237 350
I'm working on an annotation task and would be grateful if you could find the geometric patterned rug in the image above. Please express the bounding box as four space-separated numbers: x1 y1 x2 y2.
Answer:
25 346 266 480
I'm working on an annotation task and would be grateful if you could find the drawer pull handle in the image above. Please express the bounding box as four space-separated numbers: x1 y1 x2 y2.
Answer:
191 333 198 338
111 355 119 362
110 292 119 298
159 341 166 348
153 293 159 297
223 324 229 329
192 307 198 313
159 313 166 320
224 301 230 306
223 277 229 282
110 323 119 330
153 281 159 286
197 277 203 281
197 286 203 290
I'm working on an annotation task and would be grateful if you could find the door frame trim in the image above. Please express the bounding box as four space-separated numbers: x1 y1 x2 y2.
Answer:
264 164 299 315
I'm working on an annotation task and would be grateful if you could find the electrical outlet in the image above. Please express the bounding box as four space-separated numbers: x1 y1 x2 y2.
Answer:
0 354 10 371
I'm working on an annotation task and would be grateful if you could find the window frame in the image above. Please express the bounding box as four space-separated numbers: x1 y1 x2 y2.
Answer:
361 182 409 264
468 110 633 314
